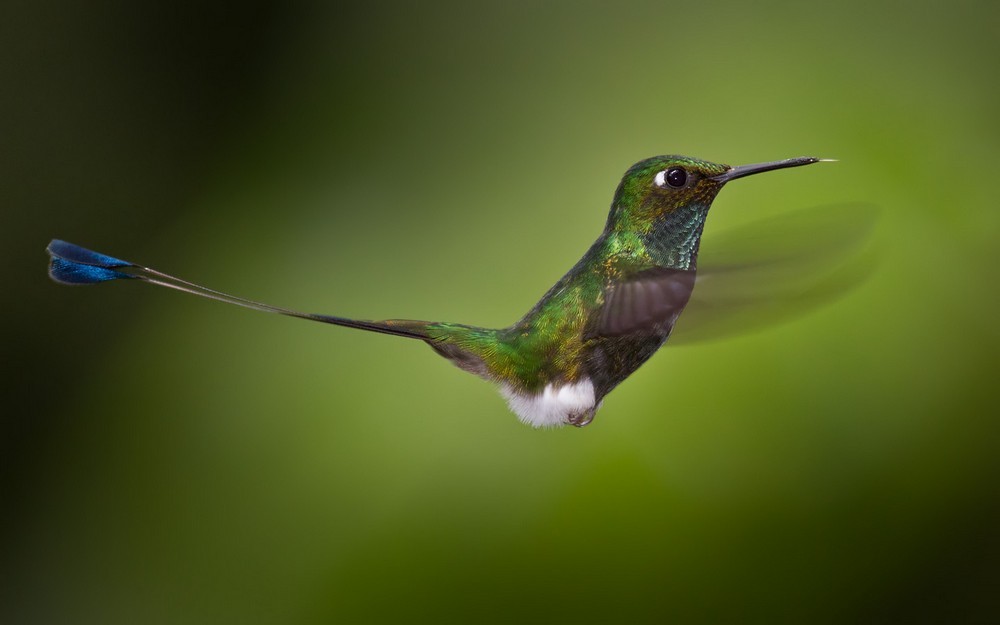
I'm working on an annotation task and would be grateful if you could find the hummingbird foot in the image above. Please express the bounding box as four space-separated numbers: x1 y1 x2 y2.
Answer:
566 409 596 428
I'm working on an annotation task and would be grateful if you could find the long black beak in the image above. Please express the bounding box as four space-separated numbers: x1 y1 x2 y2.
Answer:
712 156 825 183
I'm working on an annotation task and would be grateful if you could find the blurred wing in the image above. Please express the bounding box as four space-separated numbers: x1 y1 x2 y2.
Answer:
592 267 696 337
670 203 879 345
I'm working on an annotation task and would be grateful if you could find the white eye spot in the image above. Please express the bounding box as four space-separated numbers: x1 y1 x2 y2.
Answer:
654 170 667 187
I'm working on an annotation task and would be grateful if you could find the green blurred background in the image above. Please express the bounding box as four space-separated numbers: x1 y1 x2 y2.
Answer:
3 1 998 623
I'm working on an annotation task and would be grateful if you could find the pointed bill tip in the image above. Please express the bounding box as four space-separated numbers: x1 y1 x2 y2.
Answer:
713 156 827 183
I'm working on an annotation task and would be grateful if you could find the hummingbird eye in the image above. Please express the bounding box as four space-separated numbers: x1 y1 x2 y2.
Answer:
655 167 688 189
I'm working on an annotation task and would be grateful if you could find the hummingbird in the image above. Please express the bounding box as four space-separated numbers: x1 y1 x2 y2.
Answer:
47 155 826 428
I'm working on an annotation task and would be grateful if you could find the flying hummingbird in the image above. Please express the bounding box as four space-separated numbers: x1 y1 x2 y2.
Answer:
48 155 827 428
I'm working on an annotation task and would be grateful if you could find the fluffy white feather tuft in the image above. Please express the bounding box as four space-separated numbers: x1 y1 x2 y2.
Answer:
499 379 596 428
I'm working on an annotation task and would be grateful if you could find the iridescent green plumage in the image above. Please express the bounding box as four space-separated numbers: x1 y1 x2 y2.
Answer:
47 154 822 428
420 156 733 418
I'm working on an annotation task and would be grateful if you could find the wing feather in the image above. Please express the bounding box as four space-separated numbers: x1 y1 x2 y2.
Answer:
593 267 696 337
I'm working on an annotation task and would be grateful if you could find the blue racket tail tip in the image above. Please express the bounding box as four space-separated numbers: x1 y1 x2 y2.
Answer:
46 239 138 285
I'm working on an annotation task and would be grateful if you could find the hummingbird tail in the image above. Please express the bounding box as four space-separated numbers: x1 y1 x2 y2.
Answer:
45 239 433 340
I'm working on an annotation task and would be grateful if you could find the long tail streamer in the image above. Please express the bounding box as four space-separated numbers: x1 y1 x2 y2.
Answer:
46 239 430 339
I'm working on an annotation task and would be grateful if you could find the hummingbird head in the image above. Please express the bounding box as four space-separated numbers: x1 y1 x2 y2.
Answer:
606 154 822 233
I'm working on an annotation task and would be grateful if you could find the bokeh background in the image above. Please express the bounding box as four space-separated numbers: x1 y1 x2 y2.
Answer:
3 1 998 623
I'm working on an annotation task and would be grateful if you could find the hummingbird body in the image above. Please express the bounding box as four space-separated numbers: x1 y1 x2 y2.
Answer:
416 156 728 426
47 154 823 428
